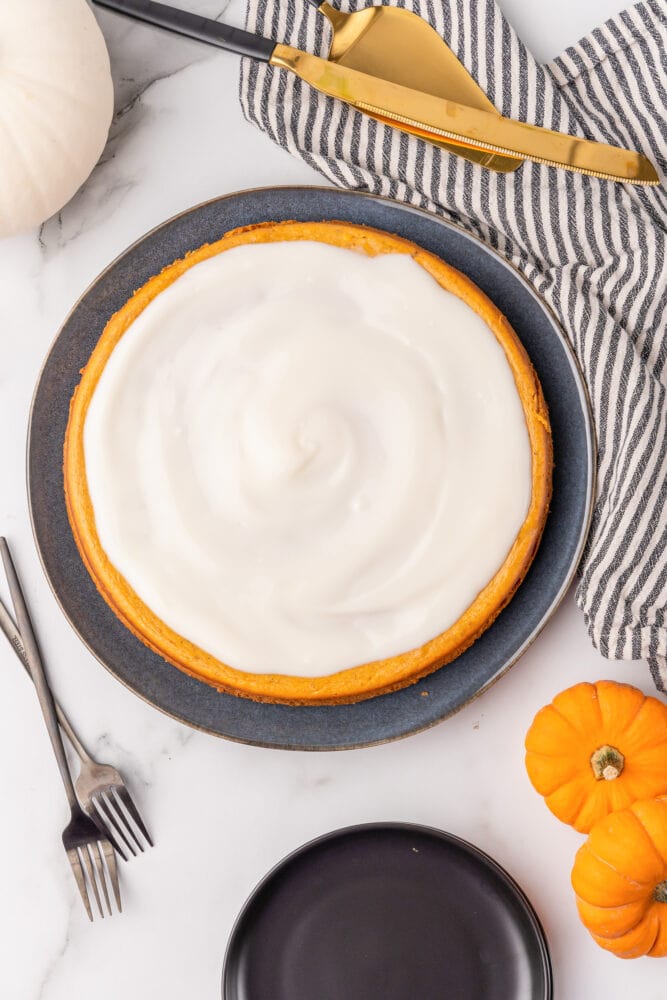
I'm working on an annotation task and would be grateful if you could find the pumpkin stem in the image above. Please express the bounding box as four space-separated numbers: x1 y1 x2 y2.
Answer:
590 745 625 781
654 881 667 904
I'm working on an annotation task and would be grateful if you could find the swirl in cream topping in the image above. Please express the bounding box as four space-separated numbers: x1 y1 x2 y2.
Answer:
83 240 532 676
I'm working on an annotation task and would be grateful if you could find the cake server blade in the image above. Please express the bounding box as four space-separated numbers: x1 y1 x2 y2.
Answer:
271 45 659 186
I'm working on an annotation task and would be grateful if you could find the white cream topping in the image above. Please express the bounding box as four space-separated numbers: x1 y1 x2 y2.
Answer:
83 240 532 677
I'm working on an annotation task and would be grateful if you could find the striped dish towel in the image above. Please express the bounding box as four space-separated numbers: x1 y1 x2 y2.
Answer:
239 0 667 689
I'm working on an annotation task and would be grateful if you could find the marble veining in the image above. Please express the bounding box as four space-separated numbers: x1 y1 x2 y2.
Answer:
0 2 664 998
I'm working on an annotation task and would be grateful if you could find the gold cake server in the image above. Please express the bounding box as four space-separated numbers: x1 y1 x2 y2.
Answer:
271 46 659 184
95 0 659 185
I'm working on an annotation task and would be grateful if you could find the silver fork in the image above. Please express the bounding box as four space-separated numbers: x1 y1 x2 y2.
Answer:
0 582 152 861
0 538 122 920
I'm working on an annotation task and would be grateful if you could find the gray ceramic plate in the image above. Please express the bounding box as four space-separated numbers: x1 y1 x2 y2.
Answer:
222 823 552 999
28 186 594 750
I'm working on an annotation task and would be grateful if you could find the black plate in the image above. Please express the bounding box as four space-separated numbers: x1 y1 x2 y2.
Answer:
28 186 594 750
222 823 552 999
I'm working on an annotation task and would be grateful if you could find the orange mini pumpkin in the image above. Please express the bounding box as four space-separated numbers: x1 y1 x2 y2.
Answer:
525 680 667 833
572 796 667 958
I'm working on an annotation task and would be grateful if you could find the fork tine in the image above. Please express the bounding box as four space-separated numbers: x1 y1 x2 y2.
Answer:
106 796 144 856
103 791 144 857
79 845 104 919
91 795 132 861
68 847 93 921
98 789 144 856
103 790 142 855
93 842 112 917
114 786 154 848
101 839 122 913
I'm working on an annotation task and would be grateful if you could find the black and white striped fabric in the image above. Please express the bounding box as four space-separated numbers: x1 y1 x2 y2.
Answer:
239 0 667 688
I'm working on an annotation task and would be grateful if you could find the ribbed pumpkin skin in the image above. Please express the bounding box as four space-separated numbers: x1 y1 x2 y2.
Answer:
0 0 113 237
525 681 667 833
572 797 667 958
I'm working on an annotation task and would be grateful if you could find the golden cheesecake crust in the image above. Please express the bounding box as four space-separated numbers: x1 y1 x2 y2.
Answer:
64 220 552 705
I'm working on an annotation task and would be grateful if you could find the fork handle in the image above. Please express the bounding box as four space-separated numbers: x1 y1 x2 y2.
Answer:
54 701 91 762
0 597 91 762
0 540 79 810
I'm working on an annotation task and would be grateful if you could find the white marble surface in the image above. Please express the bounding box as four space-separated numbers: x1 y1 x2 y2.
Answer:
497 0 630 62
1 1 665 997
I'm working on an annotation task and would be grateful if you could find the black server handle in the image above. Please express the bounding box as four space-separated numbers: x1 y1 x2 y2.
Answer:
94 0 278 62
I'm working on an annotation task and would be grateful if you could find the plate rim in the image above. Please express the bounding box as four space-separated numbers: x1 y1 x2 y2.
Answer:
220 820 554 999
27 185 596 750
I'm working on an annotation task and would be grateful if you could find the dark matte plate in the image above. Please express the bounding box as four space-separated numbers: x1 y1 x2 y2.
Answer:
28 186 594 750
222 823 552 999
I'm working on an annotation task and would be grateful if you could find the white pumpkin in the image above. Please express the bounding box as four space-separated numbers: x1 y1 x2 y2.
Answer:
0 0 114 238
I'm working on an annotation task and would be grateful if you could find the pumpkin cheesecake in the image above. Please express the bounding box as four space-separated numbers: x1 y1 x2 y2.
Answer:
64 220 552 704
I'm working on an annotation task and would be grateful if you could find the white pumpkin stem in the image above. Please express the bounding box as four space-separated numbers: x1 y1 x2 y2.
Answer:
590 745 625 781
